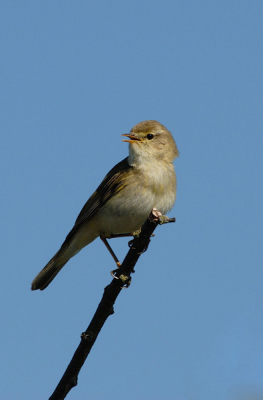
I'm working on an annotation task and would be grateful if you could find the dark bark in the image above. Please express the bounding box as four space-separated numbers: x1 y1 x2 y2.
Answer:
49 212 175 400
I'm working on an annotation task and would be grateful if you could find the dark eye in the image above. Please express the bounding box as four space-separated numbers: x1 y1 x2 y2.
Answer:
147 133 154 140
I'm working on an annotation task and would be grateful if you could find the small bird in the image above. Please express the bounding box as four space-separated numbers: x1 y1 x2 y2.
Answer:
31 120 179 290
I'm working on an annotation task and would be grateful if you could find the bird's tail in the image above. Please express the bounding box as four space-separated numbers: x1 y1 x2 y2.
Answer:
31 247 73 291
31 222 98 290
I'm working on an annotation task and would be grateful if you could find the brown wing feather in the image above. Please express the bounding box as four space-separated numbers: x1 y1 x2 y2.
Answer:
73 157 131 229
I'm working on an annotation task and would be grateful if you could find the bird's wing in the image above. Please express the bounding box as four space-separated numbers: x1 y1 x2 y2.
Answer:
73 157 132 229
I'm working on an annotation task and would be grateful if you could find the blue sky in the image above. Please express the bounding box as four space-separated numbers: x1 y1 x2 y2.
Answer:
1 1 263 399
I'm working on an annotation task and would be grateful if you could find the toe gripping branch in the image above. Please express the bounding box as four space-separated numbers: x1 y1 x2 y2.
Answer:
110 209 176 288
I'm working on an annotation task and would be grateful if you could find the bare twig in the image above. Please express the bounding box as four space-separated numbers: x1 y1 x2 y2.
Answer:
49 211 175 400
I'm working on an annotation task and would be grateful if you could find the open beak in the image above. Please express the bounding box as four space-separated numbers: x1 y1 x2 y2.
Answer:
122 134 142 143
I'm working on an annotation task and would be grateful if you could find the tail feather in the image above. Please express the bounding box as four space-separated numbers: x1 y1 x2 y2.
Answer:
31 224 96 290
31 248 71 290
31 260 65 291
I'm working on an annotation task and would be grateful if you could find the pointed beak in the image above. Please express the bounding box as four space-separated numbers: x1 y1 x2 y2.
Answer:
122 134 142 143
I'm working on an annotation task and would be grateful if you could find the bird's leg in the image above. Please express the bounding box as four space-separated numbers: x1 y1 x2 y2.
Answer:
100 236 130 285
100 209 167 285
100 231 141 267
106 232 137 239
100 231 147 279
100 229 156 266
100 227 156 280
100 236 121 267
108 230 155 240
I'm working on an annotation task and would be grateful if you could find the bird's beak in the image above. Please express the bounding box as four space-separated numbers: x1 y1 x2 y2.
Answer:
122 134 143 143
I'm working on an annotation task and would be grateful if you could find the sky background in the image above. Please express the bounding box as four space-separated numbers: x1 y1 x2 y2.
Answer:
1 1 263 399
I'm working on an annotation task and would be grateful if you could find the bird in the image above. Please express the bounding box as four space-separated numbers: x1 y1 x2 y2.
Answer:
31 120 179 290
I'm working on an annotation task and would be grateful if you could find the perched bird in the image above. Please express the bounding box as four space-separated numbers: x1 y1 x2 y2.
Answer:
31 120 179 290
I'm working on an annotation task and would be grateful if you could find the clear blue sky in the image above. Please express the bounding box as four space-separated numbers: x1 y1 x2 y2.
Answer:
1 2 263 399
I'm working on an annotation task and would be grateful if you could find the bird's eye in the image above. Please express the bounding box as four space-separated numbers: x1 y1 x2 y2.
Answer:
147 133 154 140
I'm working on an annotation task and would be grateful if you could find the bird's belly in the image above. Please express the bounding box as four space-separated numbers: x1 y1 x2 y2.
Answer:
97 206 149 236
97 183 175 236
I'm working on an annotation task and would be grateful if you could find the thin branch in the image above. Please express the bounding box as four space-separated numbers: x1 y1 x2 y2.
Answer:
49 212 175 400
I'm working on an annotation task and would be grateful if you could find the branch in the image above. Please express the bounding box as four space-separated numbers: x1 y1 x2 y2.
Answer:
49 211 175 400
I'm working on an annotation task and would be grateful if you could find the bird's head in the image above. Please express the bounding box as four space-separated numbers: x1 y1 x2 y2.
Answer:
122 120 179 165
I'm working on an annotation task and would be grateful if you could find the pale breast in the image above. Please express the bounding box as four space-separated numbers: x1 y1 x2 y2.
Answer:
97 161 176 236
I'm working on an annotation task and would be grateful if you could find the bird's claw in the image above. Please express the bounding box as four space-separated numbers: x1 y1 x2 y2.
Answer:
110 269 119 279
149 208 163 222
110 269 132 289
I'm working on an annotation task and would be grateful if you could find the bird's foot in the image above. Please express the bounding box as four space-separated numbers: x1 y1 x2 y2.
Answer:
149 208 176 224
149 208 163 222
110 269 132 288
